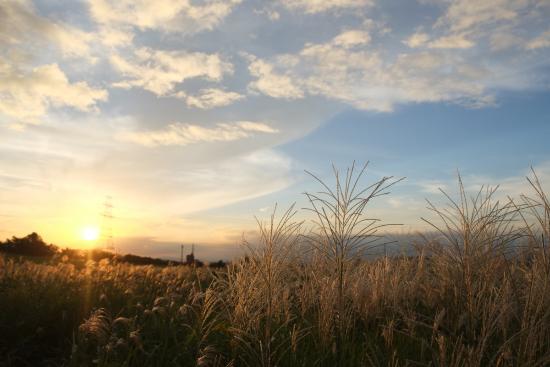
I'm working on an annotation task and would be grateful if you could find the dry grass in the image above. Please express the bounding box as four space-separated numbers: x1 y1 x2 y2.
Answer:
1 164 550 366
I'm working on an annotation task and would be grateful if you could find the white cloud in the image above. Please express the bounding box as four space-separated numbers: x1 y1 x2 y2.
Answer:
417 180 449 194
0 0 96 62
428 34 474 49
280 0 373 14
434 0 526 34
247 57 304 99
97 27 135 48
527 29 550 50
88 0 242 35
177 88 244 109
417 162 550 205
111 48 233 96
120 121 278 147
332 30 371 48
144 149 296 216
0 63 108 126
254 8 281 21
247 29 496 111
404 32 430 48
427 0 550 53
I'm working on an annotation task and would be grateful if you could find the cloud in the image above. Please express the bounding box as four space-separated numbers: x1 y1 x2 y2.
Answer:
404 32 430 48
527 29 550 50
280 0 373 14
417 180 449 194
416 162 550 204
176 88 244 109
88 0 242 35
247 57 304 99
332 30 371 48
111 48 233 96
428 34 474 49
120 121 278 147
247 29 496 111
0 0 96 61
254 8 281 21
0 1 107 127
434 0 526 35
490 32 523 51
428 0 549 52
0 63 108 126
162 149 294 214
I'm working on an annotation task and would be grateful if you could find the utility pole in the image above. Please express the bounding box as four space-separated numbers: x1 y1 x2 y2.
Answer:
180 244 184 264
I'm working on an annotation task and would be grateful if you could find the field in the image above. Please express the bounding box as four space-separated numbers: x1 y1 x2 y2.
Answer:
1 167 550 367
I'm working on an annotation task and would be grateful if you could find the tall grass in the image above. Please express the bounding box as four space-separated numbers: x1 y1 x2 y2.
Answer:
1 164 550 366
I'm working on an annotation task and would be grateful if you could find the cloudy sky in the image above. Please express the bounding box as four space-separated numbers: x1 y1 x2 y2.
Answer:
1 0 549 260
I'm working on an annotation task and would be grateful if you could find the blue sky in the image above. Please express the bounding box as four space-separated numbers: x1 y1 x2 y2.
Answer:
0 0 549 259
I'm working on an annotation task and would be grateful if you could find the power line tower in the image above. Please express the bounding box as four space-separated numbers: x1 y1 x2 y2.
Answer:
101 196 115 253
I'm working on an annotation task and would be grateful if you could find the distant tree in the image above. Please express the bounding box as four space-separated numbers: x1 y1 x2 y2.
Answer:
0 232 58 257
208 260 227 269
89 249 115 262
121 254 170 266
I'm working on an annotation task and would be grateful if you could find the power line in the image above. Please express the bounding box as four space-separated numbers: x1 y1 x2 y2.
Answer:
101 196 115 253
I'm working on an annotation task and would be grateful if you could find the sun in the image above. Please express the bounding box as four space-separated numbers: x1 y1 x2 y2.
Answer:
82 226 100 241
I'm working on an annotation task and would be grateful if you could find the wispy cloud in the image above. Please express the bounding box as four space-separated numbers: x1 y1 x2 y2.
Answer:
0 63 107 127
175 88 245 109
415 163 550 202
434 0 525 35
111 48 233 96
120 121 278 147
280 0 373 14
427 34 474 49
247 27 496 111
0 0 97 61
404 31 430 48
247 56 304 99
527 29 550 50
88 0 242 35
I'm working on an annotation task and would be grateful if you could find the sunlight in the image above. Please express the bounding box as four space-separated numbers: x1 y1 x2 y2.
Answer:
81 226 100 242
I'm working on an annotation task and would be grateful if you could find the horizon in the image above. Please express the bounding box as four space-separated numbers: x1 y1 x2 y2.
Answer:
1 0 550 259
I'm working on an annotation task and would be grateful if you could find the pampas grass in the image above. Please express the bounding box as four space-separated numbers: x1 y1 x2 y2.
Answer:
1 164 550 366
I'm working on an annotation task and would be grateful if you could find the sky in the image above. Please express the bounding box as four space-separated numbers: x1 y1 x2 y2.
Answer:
1 0 550 260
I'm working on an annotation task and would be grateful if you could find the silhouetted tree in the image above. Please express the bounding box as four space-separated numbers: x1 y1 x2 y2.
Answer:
0 232 58 257
208 260 227 269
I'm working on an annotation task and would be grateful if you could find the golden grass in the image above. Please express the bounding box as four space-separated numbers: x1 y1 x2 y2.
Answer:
1 165 549 366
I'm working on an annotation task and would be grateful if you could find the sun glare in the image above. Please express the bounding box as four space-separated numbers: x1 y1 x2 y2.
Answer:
82 226 100 241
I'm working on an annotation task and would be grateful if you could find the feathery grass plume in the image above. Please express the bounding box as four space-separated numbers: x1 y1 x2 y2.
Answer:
303 161 403 365
4 163 550 366
510 169 550 364
417 174 528 366
517 168 550 267
224 204 304 367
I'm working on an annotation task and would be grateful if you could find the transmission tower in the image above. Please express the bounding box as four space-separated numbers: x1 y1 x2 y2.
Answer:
101 196 115 253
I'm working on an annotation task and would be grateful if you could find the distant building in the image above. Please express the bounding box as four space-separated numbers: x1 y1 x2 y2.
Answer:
184 244 203 267
186 249 195 265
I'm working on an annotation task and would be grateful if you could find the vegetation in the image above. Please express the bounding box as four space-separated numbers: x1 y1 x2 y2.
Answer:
0 236 203 268
0 232 58 258
1 164 549 366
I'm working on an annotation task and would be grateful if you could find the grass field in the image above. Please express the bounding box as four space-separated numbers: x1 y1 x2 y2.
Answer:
1 166 550 367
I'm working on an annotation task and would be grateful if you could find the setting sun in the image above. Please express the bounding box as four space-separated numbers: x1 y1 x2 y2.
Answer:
81 227 100 242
